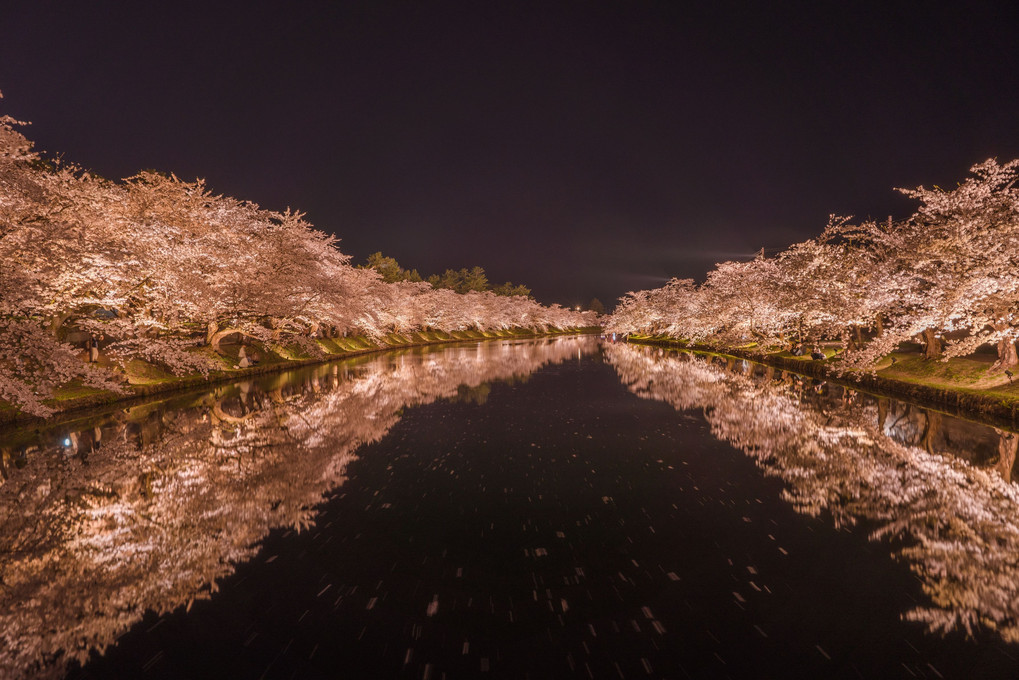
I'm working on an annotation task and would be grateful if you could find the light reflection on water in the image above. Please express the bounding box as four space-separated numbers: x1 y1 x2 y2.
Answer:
2 337 1019 677
606 343 1019 644
0 337 598 679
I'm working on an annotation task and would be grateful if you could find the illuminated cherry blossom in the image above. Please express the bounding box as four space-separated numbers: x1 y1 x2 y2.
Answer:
0 98 594 416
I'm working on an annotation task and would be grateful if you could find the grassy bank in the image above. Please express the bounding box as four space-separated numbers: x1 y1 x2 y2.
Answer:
0 327 600 427
625 335 1019 429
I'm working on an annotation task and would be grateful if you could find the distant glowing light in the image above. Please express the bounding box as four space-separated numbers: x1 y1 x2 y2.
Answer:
63 438 71 447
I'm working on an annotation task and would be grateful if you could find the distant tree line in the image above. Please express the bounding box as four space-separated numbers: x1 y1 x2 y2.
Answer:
361 253 608 314
360 252 532 297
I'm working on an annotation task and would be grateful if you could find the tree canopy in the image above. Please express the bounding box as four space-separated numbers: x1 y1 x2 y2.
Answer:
0 95 597 416
607 158 1019 372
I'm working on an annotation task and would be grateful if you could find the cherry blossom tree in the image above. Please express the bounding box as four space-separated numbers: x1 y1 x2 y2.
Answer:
896 160 1019 368
606 158 1019 374
0 95 594 416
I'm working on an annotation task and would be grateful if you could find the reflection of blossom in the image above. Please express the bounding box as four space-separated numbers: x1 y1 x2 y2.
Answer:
605 343 1019 644
0 336 597 679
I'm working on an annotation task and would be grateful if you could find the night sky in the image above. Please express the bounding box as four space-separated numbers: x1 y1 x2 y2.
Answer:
3 1 1019 308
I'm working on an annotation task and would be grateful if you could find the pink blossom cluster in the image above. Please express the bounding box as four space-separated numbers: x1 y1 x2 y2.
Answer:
0 96 597 416
606 159 1019 371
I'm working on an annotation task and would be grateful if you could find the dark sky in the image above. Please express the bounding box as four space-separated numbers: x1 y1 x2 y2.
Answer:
3 1 1019 308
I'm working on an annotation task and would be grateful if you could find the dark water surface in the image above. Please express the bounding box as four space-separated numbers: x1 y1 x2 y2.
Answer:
3 338 1019 679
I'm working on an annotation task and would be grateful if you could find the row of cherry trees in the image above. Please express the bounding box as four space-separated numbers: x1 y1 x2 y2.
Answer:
606 159 1019 372
0 97 597 415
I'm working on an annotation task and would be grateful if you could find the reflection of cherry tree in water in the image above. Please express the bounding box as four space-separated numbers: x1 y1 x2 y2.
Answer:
0 336 596 680
995 429 1019 484
605 343 1019 644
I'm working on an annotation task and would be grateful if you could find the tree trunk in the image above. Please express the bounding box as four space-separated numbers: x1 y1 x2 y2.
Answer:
205 320 218 346
874 314 884 337
991 329 1019 372
921 411 943 454
213 398 253 424
921 329 942 360
47 312 73 337
209 327 259 354
996 429 1018 484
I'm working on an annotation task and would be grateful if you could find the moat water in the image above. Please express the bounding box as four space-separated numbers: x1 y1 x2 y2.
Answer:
2 337 1018 679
